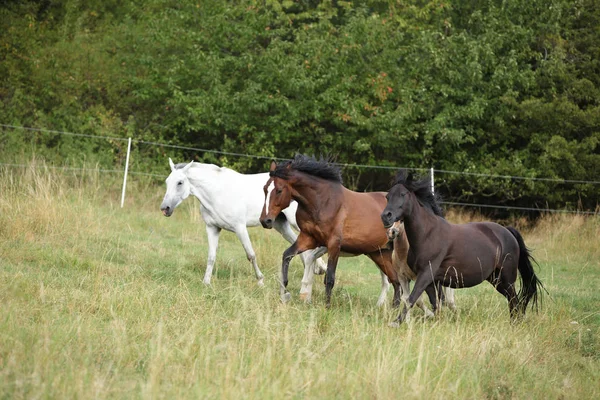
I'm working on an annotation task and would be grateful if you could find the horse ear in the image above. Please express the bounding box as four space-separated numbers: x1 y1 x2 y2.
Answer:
169 158 176 172
269 161 277 172
407 171 414 183
181 160 194 173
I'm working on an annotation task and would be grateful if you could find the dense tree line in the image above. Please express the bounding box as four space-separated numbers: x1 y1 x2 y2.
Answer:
1 0 599 213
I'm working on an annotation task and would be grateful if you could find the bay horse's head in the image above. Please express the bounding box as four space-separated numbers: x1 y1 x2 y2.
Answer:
160 158 194 217
260 161 293 229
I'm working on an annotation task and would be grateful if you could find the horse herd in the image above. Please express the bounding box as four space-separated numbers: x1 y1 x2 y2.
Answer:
160 154 544 325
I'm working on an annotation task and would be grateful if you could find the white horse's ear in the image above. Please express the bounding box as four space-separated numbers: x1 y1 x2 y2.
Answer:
181 160 194 173
169 158 176 171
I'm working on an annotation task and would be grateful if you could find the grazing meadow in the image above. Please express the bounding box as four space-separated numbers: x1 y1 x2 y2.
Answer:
0 163 598 399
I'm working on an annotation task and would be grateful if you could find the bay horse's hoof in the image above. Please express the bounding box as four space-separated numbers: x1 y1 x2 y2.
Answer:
281 292 292 303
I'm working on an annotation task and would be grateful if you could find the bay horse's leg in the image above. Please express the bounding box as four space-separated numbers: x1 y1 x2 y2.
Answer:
280 233 318 303
203 225 221 285
368 250 401 309
234 226 264 286
325 247 340 308
271 217 327 302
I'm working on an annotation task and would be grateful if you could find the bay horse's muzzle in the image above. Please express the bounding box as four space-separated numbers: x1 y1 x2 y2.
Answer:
260 217 273 229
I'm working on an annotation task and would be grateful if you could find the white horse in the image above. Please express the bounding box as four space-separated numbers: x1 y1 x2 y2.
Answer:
159 158 327 288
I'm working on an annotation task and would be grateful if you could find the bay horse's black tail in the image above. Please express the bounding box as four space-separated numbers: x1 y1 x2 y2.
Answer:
506 226 544 314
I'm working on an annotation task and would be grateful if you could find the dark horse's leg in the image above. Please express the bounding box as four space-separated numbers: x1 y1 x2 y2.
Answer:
488 270 519 321
394 261 439 325
367 250 401 308
424 284 439 314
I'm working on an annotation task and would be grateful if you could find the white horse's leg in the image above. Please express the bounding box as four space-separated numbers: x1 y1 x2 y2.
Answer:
297 247 327 303
203 225 221 285
376 271 391 307
443 287 457 311
234 226 264 286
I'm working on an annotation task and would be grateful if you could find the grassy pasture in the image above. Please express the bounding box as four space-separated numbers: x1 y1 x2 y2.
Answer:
0 163 599 399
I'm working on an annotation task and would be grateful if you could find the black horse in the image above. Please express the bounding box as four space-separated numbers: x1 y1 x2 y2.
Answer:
381 170 543 325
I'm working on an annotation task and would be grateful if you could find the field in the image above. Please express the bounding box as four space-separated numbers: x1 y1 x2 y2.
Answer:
0 163 599 399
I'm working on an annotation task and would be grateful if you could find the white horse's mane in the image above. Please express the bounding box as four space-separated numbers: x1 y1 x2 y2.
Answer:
174 162 223 173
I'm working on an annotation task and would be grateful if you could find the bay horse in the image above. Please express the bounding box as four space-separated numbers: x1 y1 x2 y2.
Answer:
159 158 326 286
381 170 544 324
259 154 403 308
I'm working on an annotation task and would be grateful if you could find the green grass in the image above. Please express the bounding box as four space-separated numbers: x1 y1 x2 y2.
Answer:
0 163 599 399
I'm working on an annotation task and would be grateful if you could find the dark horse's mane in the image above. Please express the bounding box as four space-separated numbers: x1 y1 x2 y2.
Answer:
271 154 343 184
395 169 444 217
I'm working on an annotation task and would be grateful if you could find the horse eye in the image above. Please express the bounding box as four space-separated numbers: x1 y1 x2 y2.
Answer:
177 181 183 186
276 189 282 194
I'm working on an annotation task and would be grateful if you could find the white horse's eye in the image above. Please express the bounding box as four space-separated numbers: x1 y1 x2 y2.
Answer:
177 181 183 186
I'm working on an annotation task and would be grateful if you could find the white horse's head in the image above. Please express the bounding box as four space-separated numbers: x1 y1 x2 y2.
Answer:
160 158 194 217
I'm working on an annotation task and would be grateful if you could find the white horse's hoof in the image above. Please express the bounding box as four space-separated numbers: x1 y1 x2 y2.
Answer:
281 292 292 303
388 321 401 328
203 278 212 286
299 292 312 303
257 278 265 287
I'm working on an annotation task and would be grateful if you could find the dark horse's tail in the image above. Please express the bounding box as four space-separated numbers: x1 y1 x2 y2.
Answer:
506 226 544 314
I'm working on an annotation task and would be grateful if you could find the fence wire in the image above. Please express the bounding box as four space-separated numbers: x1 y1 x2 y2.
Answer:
1 124 598 214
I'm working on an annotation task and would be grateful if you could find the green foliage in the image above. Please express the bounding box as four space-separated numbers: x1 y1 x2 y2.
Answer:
1 0 599 211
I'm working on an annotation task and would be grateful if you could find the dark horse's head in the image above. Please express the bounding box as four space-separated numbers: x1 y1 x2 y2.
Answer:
381 169 443 228
260 155 342 229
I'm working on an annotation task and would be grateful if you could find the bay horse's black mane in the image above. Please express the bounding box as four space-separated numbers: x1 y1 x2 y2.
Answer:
395 169 444 217
271 154 343 184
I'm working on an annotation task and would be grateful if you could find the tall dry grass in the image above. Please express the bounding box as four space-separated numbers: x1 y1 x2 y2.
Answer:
0 163 598 399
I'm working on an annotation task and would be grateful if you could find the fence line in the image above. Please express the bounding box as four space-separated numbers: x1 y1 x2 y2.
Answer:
0 162 166 178
0 123 130 142
1 162 596 215
441 201 597 215
4 123 599 184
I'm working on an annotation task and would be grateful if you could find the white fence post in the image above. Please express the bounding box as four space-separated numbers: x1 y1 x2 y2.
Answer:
120 137 132 208
431 167 435 194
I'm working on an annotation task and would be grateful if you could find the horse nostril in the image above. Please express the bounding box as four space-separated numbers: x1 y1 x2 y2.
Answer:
266 218 273 225
386 212 392 219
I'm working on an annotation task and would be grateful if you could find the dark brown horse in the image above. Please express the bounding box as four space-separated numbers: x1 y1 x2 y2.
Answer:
381 170 544 324
259 155 402 308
